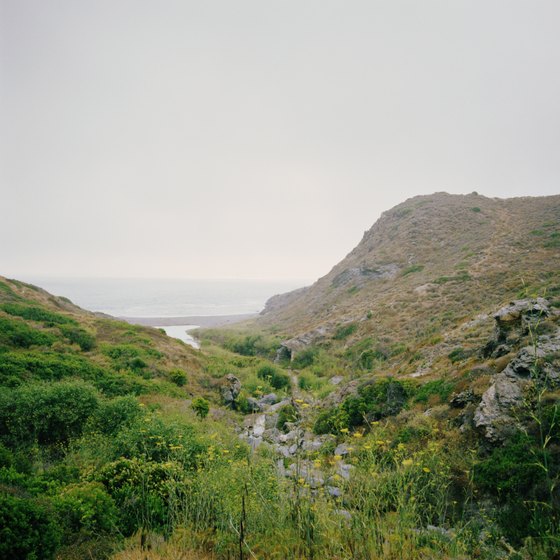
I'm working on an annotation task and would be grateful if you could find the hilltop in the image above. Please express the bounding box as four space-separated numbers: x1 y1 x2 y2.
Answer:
258 192 560 345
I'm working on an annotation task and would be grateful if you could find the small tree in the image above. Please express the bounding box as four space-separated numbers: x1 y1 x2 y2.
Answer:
191 397 209 419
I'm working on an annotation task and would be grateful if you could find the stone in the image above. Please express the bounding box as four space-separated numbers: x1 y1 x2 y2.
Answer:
220 374 241 406
259 393 278 406
334 443 350 457
327 486 342 498
494 298 550 342
330 376 344 386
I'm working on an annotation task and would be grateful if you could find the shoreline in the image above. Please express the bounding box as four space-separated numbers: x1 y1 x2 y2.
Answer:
120 313 258 328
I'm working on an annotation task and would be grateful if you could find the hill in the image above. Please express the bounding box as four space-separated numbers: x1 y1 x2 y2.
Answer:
258 192 560 347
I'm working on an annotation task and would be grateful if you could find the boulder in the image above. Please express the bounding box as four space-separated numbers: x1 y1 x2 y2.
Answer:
220 374 241 406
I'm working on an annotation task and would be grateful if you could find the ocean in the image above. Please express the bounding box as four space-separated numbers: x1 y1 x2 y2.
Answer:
21 277 307 318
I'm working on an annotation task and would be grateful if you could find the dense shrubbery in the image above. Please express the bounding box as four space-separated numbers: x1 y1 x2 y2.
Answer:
314 377 410 434
256 364 290 390
0 493 61 560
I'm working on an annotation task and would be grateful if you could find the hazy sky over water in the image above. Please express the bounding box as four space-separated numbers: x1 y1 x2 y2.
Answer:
2 1 559 281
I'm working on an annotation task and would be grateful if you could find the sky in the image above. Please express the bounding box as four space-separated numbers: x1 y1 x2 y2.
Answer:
1 0 559 282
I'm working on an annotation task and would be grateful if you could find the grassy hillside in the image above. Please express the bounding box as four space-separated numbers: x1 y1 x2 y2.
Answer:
1 193 559 559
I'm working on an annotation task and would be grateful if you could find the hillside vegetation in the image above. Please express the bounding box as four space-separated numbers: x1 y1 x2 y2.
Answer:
1 193 559 560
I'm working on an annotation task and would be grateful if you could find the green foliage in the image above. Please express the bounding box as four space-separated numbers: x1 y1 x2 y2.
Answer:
97 457 186 536
53 482 118 541
168 368 187 386
434 272 471 284
292 347 319 368
276 404 299 433
298 371 326 392
0 380 99 447
256 364 290 390
471 206 481 213
192 397 210 419
333 323 358 339
0 303 76 326
0 492 61 560
90 395 143 436
59 324 96 351
0 316 56 348
474 433 546 498
448 347 469 363
314 378 409 434
413 379 455 404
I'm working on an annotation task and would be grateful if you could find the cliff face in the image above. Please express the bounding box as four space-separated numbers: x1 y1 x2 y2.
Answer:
257 192 560 348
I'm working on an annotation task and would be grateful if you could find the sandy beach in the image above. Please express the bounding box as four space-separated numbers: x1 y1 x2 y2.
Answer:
120 313 258 328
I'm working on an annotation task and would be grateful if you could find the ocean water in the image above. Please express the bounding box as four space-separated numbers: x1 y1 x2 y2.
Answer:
22 277 307 318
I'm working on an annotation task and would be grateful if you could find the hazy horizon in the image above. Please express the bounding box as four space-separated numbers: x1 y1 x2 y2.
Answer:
2 1 559 281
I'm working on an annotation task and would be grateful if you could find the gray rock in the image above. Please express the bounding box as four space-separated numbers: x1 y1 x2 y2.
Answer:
259 393 278 406
220 374 241 406
334 443 350 457
246 398 262 412
330 376 344 386
268 399 292 413
264 413 279 430
337 462 354 480
327 486 342 498
474 372 526 443
494 298 550 341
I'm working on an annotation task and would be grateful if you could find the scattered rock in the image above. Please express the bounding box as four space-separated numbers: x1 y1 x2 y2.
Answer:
330 375 344 386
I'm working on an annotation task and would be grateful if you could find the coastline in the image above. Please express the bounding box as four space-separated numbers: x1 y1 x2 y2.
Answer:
120 313 258 328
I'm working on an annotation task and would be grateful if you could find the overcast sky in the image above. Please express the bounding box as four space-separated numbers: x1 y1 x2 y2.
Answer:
1 1 559 281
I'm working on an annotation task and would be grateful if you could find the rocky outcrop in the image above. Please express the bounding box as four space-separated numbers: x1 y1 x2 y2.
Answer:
474 299 559 443
331 264 399 288
220 374 241 407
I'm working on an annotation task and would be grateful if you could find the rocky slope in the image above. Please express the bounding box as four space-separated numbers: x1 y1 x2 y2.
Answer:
257 192 560 357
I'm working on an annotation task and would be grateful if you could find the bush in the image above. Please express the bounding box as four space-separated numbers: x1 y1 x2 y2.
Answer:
192 397 210 419
0 381 99 447
90 396 143 435
333 323 358 340
53 482 118 541
59 325 96 351
169 369 187 386
0 316 56 348
0 493 61 560
257 364 290 390
277 404 299 433
413 379 455 404
291 348 319 369
0 303 76 326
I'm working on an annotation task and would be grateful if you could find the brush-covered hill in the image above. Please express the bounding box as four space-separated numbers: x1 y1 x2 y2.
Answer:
258 192 560 348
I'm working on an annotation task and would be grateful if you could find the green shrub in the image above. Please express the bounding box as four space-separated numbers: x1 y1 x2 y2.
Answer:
59 325 96 351
292 347 319 369
402 264 424 276
0 493 61 560
333 323 358 340
53 482 118 541
192 397 210 419
0 316 56 348
257 364 290 390
0 303 76 326
298 371 326 392
0 381 99 447
448 347 468 363
413 379 455 404
169 369 187 386
90 396 143 435
277 404 299 433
